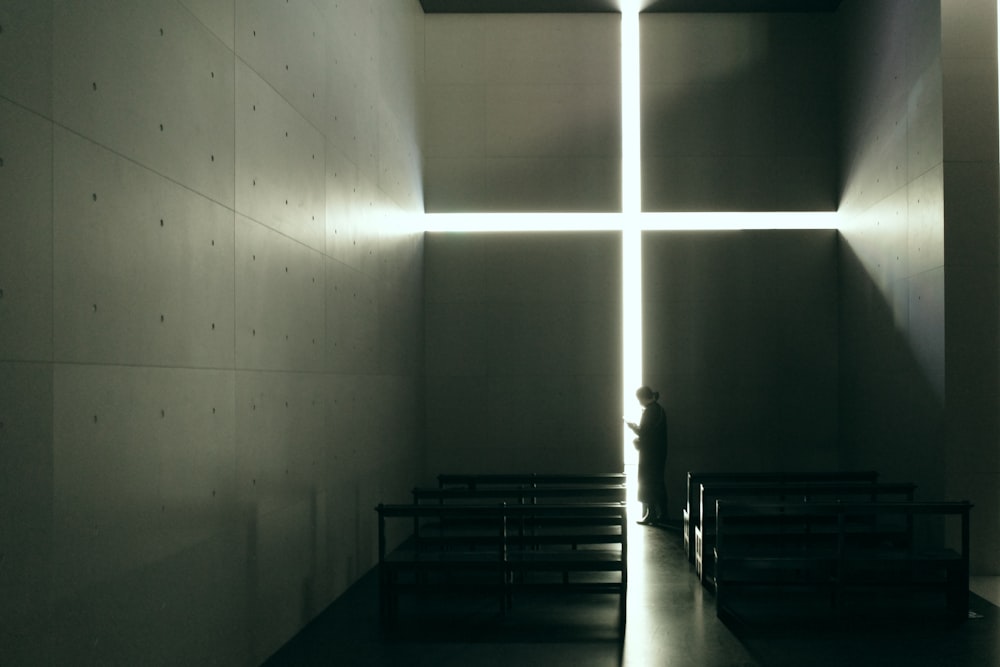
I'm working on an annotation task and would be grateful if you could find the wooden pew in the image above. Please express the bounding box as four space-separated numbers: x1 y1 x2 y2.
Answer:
412 484 628 547
713 500 972 624
438 472 626 490
375 502 628 632
684 471 880 563
414 484 628 505
695 481 917 585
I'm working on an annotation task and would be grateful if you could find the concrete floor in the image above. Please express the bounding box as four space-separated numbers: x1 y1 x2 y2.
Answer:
970 576 1000 607
264 523 1000 667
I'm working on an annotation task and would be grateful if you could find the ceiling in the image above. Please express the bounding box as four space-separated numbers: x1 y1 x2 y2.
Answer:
419 1 843 12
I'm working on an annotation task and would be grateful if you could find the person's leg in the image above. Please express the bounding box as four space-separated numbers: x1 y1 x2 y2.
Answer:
649 482 667 524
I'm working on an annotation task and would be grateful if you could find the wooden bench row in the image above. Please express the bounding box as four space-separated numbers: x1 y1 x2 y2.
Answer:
414 483 628 505
376 473 629 632
438 472 626 490
695 480 917 584
684 471 881 563
683 470 973 623
713 500 972 623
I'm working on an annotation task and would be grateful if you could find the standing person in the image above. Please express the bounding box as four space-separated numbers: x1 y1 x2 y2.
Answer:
626 386 668 525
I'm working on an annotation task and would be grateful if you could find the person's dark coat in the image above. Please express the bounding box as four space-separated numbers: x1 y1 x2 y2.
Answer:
634 400 668 508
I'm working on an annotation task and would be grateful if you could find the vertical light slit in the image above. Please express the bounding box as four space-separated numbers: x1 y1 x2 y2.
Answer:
621 3 643 474
621 3 641 216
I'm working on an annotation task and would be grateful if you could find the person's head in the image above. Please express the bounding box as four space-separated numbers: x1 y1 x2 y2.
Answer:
635 386 659 406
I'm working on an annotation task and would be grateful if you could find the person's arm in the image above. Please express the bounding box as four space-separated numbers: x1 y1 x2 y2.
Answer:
635 405 663 438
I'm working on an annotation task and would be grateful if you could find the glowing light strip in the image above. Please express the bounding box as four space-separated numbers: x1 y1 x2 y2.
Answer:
423 211 838 233
621 2 641 216
621 225 642 467
639 211 839 230
621 3 643 466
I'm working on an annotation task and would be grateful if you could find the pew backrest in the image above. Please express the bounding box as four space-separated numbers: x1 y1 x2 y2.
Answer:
712 499 973 620
684 471 880 562
693 481 916 582
414 484 628 505
699 480 917 533
438 472 626 490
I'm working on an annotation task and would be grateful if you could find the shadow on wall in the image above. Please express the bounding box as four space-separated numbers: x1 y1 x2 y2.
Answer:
837 237 946 501
429 126 623 214
642 230 839 523
640 14 838 212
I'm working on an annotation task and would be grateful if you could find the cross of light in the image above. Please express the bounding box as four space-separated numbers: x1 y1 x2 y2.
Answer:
422 6 838 471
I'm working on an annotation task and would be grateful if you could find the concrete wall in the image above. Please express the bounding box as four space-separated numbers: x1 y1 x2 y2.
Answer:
640 13 838 212
642 230 841 520
422 2 1000 572
0 0 426 664
836 0 946 498
423 14 622 212
424 232 623 475
836 0 1000 573
940 0 1000 574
